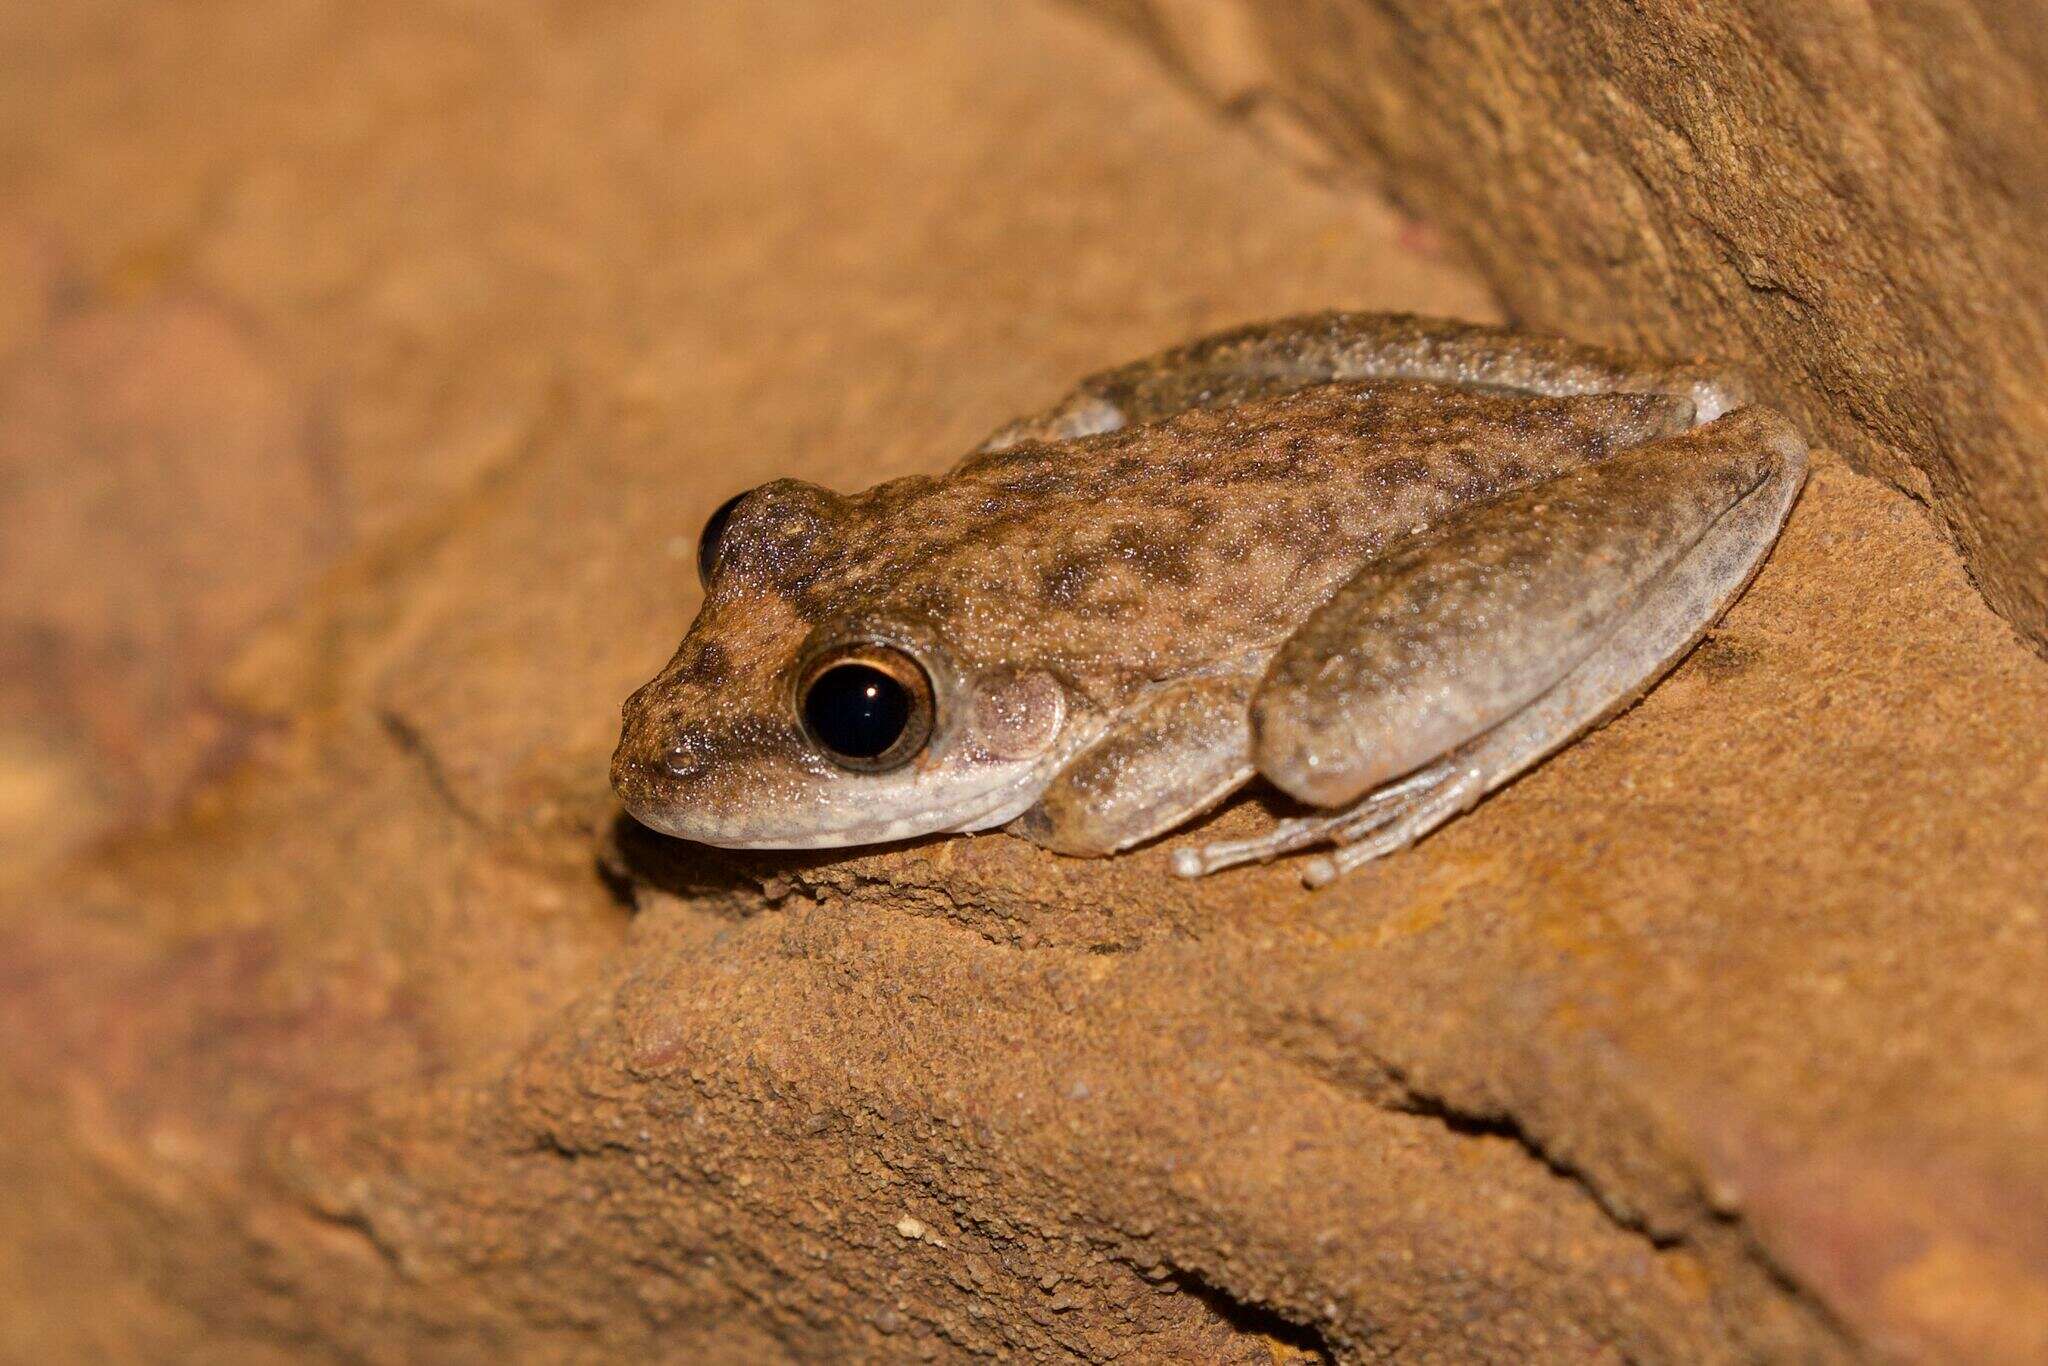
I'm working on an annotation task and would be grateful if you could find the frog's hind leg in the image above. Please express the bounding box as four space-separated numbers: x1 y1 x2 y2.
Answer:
976 312 1749 454
1178 405 1808 885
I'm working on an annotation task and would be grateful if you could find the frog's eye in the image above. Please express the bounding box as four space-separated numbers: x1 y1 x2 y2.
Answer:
796 644 935 772
696 488 753 588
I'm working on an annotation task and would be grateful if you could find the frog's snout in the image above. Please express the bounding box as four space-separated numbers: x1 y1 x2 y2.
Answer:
611 682 692 810
608 718 667 813
611 726 722 843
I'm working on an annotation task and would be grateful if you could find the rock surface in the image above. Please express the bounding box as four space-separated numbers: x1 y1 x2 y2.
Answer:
3 1 2045 1361
1075 0 2048 657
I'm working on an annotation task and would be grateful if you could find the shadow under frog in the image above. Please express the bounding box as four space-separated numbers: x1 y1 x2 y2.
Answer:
611 313 1806 886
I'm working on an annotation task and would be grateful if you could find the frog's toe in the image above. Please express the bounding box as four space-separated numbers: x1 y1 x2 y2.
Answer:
1300 855 1341 889
1169 758 1462 880
1297 767 1486 886
1171 809 1344 878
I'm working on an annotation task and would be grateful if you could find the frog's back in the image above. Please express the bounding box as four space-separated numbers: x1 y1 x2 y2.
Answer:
829 381 1692 696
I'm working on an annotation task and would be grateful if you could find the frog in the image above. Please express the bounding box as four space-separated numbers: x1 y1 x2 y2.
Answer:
611 312 1807 885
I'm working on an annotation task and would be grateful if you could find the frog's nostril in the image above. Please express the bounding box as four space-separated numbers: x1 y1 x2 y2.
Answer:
610 738 649 803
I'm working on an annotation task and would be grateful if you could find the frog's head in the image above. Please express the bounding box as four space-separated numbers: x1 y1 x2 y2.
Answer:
611 480 1073 849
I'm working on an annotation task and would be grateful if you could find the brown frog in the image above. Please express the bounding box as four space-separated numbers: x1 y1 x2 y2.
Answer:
612 313 1806 884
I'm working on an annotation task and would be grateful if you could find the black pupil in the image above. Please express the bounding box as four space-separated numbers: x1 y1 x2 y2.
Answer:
803 663 912 760
696 490 751 587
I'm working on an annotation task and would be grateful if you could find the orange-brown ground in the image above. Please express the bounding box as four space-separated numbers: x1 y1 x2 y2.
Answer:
2 2 2043 1360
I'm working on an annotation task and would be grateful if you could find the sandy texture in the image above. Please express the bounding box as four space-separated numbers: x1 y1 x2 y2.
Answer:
1075 0 2048 658
3 1 2044 1361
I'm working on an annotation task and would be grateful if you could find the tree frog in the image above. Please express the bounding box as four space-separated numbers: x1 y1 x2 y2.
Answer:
612 313 1806 885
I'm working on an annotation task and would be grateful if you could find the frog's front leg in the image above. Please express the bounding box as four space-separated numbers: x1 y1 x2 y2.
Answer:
1180 405 1808 884
1007 673 1256 856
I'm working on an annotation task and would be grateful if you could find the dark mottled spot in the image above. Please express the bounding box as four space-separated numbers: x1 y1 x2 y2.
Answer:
1041 559 1095 605
997 468 1061 496
675 641 731 687
1104 521 1196 586
1220 453 1302 485
1375 454 1429 489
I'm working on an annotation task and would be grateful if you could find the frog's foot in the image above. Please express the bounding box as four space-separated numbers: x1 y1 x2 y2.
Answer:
1169 758 1472 882
1296 767 1487 887
973 394 1126 454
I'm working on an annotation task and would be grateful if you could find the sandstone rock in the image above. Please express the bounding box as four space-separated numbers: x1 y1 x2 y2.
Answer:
3 1 2043 1361
0 296 329 880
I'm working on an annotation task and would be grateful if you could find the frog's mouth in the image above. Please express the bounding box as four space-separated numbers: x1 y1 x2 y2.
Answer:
611 735 1067 851
615 765 1054 850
